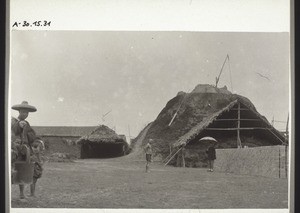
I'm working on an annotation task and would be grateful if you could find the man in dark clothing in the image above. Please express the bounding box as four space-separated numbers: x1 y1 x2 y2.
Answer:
206 144 216 172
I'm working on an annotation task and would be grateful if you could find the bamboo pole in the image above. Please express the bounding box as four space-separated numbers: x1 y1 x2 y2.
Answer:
266 128 286 144
216 54 229 87
205 127 271 130
237 103 242 148
182 149 185 168
162 152 173 163
164 147 183 166
168 112 178 126
168 91 190 126
285 145 288 178
279 147 281 178
162 145 174 163
214 119 260 121
286 113 289 140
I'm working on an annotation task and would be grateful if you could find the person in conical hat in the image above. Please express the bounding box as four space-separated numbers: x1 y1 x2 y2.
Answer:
11 101 37 149
12 101 37 112
11 101 43 199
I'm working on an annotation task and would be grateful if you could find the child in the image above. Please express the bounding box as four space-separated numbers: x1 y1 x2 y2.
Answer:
29 139 45 197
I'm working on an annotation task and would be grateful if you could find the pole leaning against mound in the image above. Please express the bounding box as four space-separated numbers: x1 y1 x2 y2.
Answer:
164 146 183 166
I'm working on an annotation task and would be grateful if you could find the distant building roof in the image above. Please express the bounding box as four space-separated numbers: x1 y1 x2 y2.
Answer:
76 125 127 145
32 126 97 137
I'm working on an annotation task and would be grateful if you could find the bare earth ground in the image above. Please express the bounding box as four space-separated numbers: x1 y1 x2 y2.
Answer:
11 157 288 209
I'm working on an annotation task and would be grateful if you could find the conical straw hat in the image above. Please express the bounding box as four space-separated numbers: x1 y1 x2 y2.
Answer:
12 101 37 112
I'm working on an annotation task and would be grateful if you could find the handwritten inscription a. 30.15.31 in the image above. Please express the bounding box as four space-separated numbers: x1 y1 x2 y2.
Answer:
12 21 51 28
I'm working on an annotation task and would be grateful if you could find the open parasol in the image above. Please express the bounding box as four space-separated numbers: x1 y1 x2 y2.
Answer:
199 136 217 143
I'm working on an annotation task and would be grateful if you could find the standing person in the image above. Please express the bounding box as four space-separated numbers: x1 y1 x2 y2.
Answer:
29 138 45 197
11 101 43 199
206 143 216 172
144 139 153 173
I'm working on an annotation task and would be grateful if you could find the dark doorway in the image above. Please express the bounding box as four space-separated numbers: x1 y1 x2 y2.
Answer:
81 143 125 159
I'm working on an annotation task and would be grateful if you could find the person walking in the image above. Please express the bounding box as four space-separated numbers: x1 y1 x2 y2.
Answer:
144 139 153 173
206 144 216 172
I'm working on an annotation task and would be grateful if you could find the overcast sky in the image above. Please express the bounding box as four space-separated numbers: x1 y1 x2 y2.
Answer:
10 31 289 138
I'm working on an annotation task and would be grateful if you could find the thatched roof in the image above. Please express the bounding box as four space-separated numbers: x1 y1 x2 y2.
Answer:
174 98 285 147
128 84 287 160
76 125 127 145
173 100 238 147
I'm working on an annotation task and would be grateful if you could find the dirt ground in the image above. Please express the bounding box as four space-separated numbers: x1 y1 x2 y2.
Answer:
11 157 288 209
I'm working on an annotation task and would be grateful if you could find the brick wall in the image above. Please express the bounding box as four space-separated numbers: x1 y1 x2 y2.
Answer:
41 136 81 158
214 145 289 178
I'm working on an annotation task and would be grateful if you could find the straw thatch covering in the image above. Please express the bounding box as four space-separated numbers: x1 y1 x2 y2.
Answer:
173 99 285 147
76 125 126 145
129 84 286 166
77 125 129 159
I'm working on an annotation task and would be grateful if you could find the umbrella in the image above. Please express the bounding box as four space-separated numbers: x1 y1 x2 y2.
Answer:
199 136 217 143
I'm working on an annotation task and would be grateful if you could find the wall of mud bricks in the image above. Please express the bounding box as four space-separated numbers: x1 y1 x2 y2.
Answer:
41 136 81 158
214 145 289 178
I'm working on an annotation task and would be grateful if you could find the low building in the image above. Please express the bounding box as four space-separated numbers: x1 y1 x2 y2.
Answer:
76 125 129 159
32 126 97 158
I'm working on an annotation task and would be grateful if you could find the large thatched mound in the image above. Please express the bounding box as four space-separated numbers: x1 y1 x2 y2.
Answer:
129 84 284 165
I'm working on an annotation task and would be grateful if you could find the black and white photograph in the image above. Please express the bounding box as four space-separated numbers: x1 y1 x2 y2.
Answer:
7 1 292 213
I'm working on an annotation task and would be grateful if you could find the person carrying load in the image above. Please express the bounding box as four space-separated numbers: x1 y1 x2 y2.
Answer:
11 101 45 199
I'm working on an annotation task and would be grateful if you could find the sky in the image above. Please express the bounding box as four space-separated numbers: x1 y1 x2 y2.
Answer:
10 31 290 138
